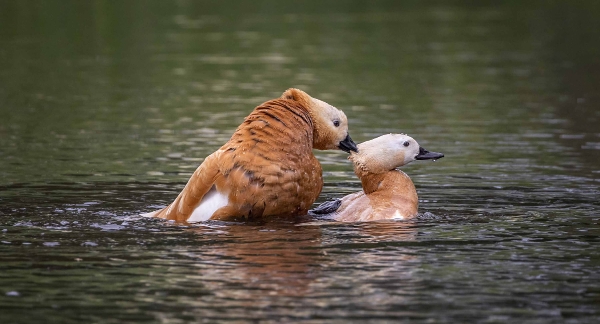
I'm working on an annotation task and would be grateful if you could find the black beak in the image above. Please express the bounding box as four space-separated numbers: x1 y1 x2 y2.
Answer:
338 134 358 153
415 146 444 160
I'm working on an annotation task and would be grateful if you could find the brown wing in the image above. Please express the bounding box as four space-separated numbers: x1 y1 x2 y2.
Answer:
211 99 322 220
150 98 322 222
152 150 223 222
333 191 372 222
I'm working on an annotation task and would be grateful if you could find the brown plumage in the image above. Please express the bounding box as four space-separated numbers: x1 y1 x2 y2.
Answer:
142 88 357 222
310 134 444 222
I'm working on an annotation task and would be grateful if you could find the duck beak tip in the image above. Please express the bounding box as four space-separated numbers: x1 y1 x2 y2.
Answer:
415 147 444 160
338 134 358 153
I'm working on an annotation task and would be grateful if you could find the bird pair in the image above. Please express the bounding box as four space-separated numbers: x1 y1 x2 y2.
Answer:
142 89 443 223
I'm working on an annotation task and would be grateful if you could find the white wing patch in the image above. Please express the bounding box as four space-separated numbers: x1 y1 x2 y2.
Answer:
140 211 158 218
187 186 229 222
392 210 404 220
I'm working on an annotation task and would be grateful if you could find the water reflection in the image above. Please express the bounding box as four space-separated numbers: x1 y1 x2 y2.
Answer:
130 219 422 322
187 223 325 298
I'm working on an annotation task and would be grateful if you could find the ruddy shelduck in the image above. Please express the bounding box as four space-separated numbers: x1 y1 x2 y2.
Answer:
310 134 443 222
143 88 358 222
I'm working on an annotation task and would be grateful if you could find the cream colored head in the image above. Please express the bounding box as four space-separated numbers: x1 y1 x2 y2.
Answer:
349 134 444 174
281 88 357 152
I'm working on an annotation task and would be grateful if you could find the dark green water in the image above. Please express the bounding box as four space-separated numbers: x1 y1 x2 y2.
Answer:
1 1 599 323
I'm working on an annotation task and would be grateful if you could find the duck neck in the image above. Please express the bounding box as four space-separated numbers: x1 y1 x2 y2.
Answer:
356 169 417 201
357 172 387 194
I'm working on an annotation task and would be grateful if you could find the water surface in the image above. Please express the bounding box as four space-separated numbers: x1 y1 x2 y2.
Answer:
1 1 599 323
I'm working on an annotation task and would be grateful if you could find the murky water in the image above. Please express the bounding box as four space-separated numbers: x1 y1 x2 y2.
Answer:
1 1 599 323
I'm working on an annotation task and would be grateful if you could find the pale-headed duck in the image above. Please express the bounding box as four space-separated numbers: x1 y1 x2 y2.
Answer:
310 133 443 222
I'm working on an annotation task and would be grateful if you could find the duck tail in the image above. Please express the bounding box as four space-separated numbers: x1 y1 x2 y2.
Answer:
309 199 342 215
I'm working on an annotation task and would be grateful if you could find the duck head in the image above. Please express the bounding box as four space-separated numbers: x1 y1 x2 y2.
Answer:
281 88 358 153
349 133 444 174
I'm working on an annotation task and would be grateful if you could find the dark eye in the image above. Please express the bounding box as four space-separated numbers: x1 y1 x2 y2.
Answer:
333 120 340 127
403 141 410 147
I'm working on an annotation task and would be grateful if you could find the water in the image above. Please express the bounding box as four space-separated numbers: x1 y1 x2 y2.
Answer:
1 1 599 323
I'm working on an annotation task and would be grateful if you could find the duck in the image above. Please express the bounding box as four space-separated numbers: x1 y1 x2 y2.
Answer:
310 133 443 222
142 88 358 222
